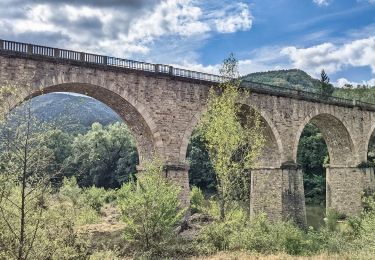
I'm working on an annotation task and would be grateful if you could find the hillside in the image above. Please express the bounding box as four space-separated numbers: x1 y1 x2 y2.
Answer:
29 93 121 133
242 69 321 92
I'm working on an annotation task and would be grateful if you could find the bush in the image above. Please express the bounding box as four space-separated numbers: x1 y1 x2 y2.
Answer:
83 186 107 212
199 210 308 255
118 159 185 253
58 177 100 225
190 186 205 214
198 203 246 252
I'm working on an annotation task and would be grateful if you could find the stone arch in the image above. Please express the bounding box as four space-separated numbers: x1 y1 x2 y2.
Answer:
179 112 201 163
178 104 283 168
365 123 375 157
238 104 283 168
293 113 355 166
22 82 165 165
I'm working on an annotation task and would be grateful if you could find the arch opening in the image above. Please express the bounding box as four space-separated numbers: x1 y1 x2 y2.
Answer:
295 113 355 228
3 91 142 189
184 104 283 196
27 83 163 164
3 82 164 188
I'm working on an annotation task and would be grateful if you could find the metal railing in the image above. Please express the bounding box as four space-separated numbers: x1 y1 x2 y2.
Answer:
241 80 355 107
1 38 375 110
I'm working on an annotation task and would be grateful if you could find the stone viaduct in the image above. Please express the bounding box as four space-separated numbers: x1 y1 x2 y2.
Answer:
1 39 375 227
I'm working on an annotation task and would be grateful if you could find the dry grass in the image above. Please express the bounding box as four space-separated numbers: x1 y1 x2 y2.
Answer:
191 252 349 260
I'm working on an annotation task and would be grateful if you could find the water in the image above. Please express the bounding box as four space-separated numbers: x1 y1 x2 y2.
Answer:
306 204 325 229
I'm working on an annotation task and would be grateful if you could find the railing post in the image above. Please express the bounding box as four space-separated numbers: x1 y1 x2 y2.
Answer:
0 40 3 50
80 52 85 62
54 48 59 58
169 66 174 75
155 64 160 73
27 44 33 54
103 56 107 66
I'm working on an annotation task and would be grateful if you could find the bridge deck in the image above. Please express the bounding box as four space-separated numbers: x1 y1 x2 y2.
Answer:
1 38 375 111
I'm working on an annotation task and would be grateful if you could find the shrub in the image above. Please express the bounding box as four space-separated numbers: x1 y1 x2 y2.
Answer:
190 186 205 214
58 177 100 225
199 211 308 255
59 176 82 206
118 159 185 253
198 203 246 252
83 186 107 212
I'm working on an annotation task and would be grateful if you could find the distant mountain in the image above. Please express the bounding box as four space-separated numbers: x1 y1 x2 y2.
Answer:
242 69 321 92
29 93 121 133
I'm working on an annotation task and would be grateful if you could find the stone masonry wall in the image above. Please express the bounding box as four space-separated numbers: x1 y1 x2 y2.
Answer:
2 52 375 224
250 166 306 228
326 166 363 216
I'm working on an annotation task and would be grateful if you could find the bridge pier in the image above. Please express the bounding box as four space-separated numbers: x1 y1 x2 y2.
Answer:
326 166 375 217
164 163 190 210
250 162 306 228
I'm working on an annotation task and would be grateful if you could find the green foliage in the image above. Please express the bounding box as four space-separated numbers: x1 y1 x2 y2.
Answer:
242 69 321 91
199 54 264 220
199 211 306 255
58 177 101 225
334 84 375 104
0 183 91 259
297 123 328 205
65 122 138 189
318 70 334 98
187 129 216 192
190 186 205 214
118 159 185 252
83 186 107 212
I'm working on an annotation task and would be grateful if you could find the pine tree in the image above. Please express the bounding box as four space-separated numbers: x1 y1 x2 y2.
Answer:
319 69 334 98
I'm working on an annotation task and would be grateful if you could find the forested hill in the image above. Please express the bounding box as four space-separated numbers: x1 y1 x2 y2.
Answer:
30 93 121 133
242 69 321 91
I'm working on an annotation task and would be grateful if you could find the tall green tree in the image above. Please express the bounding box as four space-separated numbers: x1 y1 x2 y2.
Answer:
319 70 334 98
0 99 56 260
66 122 138 188
199 54 265 220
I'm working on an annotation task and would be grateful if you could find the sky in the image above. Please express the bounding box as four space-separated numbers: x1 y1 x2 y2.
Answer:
0 0 374 87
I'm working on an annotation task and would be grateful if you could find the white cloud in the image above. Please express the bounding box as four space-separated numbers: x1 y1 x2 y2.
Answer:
214 3 252 33
0 0 253 59
171 50 291 77
281 36 375 76
335 78 375 87
313 0 331 6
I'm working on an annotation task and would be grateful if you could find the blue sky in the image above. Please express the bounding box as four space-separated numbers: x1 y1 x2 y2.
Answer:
0 0 374 86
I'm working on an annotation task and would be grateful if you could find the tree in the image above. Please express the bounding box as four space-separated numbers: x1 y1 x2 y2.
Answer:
187 129 216 192
319 70 334 98
199 54 265 220
0 99 57 260
118 159 184 252
65 122 138 189
297 123 328 205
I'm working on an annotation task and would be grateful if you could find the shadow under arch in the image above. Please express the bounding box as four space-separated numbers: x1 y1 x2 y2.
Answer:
293 113 355 166
365 123 375 161
21 82 165 165
178 103 283 169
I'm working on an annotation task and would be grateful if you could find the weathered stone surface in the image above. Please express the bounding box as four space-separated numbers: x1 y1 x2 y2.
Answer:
2 51 375 224
250 166 306 228
326 166 363 216
362 167 375 194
